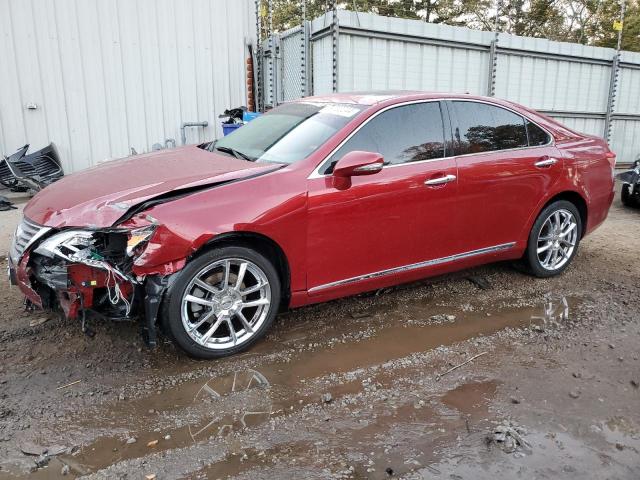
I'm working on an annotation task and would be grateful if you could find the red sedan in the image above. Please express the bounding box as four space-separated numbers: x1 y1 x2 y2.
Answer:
8 92 615 358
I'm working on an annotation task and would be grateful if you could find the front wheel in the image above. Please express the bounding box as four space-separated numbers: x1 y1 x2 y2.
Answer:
524 200 582 278
161 246 281 359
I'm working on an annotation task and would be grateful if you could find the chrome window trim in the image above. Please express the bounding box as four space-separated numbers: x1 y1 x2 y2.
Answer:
308 241 516 293
307 97 554 180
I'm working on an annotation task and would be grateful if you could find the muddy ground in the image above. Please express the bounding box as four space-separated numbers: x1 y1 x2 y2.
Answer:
0 189 638 479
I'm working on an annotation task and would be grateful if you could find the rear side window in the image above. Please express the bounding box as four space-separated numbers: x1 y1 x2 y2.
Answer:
452 101 528 155
526 120 551 146
322 102 445 174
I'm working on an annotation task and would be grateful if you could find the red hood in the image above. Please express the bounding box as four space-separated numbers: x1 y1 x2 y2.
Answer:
24 146 279 228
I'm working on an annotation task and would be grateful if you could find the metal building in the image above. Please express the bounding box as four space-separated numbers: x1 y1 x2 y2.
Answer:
0 0 255 173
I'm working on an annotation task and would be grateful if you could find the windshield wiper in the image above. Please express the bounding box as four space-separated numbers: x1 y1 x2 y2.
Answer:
214 145 254 162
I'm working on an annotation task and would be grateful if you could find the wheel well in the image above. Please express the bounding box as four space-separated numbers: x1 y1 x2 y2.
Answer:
197 232 291 308
543 191 588 237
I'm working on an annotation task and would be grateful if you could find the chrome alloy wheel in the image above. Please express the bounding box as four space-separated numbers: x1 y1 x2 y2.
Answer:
181 258 271 350
536 209 578 271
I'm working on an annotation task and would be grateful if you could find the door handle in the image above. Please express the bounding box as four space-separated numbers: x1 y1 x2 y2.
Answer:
534 157 558 168
424 174 456 186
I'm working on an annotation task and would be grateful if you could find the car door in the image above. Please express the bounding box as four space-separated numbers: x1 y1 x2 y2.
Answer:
448 100 562 253
306 101 459 295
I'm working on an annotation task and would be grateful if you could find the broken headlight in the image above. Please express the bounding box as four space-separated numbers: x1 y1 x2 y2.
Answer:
34 230 95 261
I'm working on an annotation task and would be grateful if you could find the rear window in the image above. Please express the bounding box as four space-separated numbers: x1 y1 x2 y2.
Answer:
526 120 551 146
452 101 528 155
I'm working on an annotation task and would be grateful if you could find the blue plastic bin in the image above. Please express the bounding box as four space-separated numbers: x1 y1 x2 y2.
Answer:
222 123 242 136
243 111 261 122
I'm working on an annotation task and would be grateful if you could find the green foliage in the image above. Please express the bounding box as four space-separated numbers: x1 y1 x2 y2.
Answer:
262 0 639 52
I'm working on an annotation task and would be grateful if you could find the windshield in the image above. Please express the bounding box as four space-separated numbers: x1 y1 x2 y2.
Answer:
207 102 365 164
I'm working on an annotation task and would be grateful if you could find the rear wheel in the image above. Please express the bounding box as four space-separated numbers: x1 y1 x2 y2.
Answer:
524 200 581 278
162 246 280 359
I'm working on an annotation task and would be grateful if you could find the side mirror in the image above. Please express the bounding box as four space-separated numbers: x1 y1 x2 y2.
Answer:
333 151 384 178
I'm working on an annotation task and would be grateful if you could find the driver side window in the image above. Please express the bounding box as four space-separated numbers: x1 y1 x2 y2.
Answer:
321 102 446 174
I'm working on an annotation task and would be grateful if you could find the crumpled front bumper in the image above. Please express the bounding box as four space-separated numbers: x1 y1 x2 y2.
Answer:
8 250 43 305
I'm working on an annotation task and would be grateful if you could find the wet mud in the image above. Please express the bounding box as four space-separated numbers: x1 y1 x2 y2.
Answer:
0 197 639 479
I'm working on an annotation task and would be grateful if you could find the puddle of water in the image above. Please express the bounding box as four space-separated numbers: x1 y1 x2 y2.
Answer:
45 295 578 477
441 379 499 420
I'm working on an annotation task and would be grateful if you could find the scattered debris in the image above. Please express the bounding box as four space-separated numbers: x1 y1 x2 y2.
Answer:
488 422 531 454
385 466 394 476
0 195 16 211
56 380 81 390
436 352 488 381
467 275 491 290
61 464 70 475
147 439 159 447
569 390 581 399
510 397 521 404
126 437 137 445
34 454 50 468
631 380 639 389
145 474 157 480
429 314 456 324
19 442 46 456
29 317 49 327
321 393 333 404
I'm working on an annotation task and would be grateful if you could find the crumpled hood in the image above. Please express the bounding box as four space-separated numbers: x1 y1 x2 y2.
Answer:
24 146 280 228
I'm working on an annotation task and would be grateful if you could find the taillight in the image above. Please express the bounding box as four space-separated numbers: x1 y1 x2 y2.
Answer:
605 151 616 181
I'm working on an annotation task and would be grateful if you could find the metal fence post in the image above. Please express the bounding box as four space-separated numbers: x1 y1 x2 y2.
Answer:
487 38 498 96
300 0 308 98
331 0 339 92
267 0 274 108
254 0 263 112
604 55 621 143
604 0 626 144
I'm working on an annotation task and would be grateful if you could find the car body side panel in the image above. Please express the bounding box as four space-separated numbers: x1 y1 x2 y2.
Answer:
131 168 310 294
561 138 615 235
455 145 563 253
306 159 460 293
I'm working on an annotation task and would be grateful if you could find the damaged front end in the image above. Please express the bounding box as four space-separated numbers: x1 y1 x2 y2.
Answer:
8 217 168 346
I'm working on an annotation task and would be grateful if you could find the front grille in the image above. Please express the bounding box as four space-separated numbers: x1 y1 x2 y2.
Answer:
9 217 48 263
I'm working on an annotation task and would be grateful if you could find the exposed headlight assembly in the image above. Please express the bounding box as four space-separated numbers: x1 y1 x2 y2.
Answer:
34 230 95 261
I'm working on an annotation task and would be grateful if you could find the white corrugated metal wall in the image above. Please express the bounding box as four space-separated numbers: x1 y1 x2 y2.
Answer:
307 10 640 164
0 0 255 173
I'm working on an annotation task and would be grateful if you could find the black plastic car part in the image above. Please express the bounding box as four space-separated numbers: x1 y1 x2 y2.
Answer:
0 143 64 192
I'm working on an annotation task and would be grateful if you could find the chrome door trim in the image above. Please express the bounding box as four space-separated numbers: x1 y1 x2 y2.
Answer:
534 158 558 168
308 241 516 293
307 97 554 180
424 174 457 186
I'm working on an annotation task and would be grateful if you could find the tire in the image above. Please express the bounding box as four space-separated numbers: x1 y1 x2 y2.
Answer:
161 246 281 359
621 184 636 207
524 200 582 278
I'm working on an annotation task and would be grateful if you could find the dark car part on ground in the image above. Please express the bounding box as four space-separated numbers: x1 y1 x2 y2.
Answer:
0 195 17 211
617 158 640 208
0 143 64 193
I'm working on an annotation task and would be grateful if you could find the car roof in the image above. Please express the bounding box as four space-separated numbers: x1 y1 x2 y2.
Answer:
293 91 581 142
295 90 497 106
